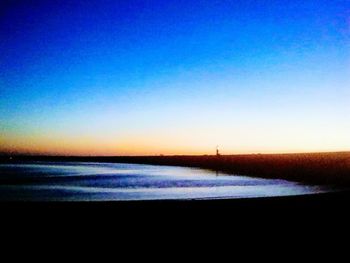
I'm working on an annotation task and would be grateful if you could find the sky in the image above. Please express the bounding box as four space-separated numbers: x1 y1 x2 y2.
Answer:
0 0 350 156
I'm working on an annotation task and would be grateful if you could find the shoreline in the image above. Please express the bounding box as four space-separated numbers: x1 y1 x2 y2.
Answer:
1 190 350 215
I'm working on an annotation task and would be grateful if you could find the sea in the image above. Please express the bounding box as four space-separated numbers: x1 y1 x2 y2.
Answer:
0 162 332 201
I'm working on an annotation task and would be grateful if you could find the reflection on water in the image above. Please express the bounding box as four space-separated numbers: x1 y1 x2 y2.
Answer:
0 162 332 201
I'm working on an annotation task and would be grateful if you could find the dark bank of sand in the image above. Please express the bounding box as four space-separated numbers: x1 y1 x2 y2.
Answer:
1 190 350 223
2 191 348 244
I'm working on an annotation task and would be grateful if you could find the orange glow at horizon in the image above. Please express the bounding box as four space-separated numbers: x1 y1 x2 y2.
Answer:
1 126 349 156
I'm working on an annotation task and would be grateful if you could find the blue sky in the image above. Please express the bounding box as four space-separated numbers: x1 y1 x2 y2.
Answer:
1 0 349 155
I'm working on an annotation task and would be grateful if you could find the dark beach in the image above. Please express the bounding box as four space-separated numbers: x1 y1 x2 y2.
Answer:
2 191 350 231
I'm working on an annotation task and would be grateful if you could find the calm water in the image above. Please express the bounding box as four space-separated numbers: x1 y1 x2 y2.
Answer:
0 162 332 201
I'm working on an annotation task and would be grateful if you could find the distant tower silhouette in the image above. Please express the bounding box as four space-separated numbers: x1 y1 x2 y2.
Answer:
216 145 220 156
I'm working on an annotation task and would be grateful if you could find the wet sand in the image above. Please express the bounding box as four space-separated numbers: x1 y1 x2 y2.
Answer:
1 190 350 224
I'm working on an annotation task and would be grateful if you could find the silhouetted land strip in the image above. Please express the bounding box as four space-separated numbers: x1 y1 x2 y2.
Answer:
1 152 350 186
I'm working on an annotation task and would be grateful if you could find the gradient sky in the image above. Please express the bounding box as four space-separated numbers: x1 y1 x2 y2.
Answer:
1 0 350 155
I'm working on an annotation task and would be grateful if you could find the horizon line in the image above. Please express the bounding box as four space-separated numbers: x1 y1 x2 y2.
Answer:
1 150 349 158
